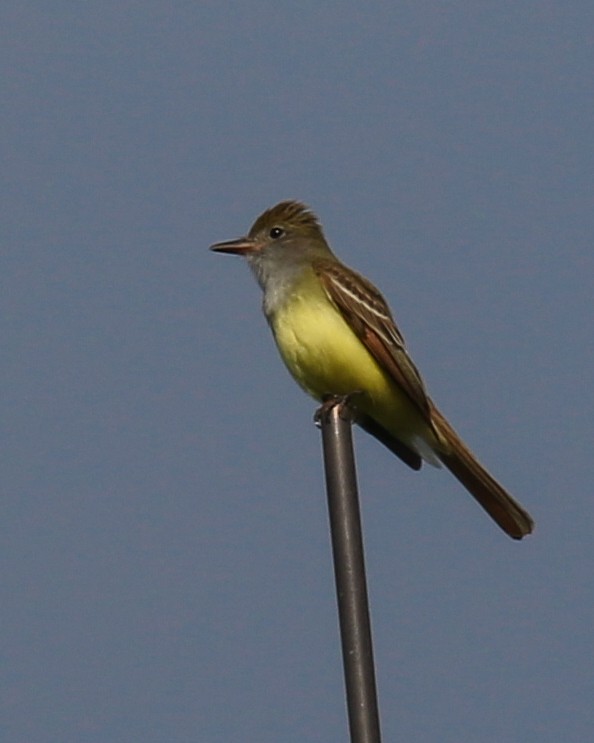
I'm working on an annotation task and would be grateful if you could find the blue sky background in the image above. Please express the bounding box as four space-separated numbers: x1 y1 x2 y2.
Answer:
2 3 593 741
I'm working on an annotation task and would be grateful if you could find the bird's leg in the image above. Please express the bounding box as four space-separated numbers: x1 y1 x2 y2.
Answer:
314 392 364 427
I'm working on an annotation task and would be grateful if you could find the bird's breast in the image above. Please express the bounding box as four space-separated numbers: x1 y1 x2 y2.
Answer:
268 286 436 454
269 290 392 402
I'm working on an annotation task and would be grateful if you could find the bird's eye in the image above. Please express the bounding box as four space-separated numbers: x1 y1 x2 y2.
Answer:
269 226 284 239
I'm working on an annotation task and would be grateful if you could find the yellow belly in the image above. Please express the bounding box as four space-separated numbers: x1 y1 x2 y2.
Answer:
270 291 426 442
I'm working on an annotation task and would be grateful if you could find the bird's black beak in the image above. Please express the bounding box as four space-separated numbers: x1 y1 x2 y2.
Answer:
209 236 260 255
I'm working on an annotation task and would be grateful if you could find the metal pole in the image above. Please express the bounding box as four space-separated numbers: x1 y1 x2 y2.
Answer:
318 400 382 743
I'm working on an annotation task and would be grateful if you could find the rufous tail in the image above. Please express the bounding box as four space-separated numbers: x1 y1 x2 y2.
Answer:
430 404 534 540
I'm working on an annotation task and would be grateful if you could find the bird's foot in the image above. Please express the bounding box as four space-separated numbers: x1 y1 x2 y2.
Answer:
314 392 363 428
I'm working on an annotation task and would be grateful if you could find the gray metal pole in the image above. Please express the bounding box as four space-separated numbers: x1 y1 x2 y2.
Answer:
318 400 382 743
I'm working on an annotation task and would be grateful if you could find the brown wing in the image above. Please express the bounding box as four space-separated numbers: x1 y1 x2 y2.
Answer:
315 261 535 539
315 258 433 426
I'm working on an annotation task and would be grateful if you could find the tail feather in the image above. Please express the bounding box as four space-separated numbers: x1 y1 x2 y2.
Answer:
430 404 534 540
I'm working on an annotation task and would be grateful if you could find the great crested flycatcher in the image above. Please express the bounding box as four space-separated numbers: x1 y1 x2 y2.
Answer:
211 200 534 539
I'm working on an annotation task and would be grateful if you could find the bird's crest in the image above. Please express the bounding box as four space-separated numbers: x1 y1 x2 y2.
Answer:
249 200 322 237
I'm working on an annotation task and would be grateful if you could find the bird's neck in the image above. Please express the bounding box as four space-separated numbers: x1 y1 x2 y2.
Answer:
248 254 314 320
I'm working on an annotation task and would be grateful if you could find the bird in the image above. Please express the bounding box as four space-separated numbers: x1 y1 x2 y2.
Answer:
210 200 534 539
